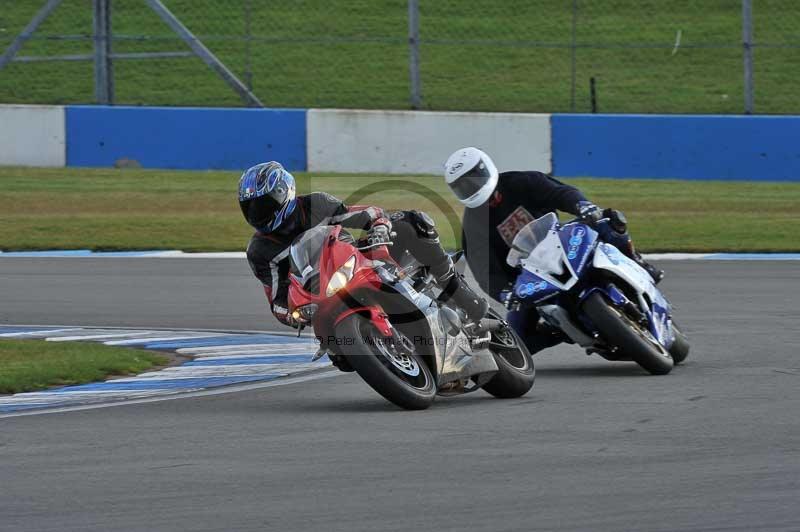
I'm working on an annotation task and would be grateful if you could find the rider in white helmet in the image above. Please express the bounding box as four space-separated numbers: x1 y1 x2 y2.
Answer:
444 147 663 354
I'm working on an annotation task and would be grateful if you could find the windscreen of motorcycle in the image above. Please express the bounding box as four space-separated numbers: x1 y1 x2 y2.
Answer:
289 225 334 285
506 212 558 267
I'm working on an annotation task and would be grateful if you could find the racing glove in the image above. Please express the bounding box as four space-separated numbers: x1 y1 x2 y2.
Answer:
365 217 394 247
576 201 603 224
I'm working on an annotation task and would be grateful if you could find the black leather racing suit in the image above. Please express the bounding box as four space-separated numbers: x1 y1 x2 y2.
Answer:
461 171 641 354
246 192 474 326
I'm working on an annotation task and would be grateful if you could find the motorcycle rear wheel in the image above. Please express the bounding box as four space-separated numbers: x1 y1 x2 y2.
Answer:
481 320 536 399
337 314 436 410
582 293 674 375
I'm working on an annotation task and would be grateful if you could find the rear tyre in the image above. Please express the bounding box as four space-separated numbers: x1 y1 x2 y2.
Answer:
336 314 436 410
582 293 674 375
669 323 690 365
482 325 536 398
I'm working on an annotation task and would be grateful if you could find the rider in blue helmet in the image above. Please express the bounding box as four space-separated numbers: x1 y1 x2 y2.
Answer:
238 161 488 348
238 161 298 234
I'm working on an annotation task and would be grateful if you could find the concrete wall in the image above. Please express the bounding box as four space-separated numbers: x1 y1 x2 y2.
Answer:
0 105 65 167
551 114 800 181
307 109 552 174
65 106 307 171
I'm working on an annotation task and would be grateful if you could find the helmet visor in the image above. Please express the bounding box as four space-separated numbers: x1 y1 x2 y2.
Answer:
240 194 281 231
449 160 493 200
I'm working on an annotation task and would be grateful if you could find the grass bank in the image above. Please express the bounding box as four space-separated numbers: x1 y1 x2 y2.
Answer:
0 339 168 394
0 166 798 252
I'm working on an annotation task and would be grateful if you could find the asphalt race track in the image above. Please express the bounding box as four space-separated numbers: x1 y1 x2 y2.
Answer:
1 258 799 532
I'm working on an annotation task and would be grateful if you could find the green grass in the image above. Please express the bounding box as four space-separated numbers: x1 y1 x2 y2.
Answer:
0 339 168 394
1 1 798 113
1 166 798 252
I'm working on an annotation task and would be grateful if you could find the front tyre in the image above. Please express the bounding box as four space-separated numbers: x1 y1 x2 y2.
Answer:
582 293 674 375
336 314 436 410
669 323 690 365
482 325 536 398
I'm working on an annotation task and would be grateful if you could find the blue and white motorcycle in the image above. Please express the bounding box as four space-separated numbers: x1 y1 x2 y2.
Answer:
504 212 689 375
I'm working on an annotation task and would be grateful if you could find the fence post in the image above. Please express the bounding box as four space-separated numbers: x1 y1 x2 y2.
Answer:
93 0 114 104
742 0 754 114
244 0 253 91
570 0 578 112
408 0 422 109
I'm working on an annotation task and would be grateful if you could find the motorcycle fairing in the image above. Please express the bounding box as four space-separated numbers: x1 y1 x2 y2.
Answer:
558 222 599 277
592 243 674 347
382 270 500 385
518 223 598 293
513 269 560 304
518 229 578 291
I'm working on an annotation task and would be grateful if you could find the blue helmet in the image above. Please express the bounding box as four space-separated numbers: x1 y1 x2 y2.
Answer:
238 161 297 233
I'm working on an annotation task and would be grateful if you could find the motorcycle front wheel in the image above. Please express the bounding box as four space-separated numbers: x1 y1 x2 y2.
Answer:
669 323 690 365
582 293 674 375
336 314 436 410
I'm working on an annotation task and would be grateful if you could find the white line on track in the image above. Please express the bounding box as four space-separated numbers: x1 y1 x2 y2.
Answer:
104 333 232 345
46 331 157 342
177 343 315 354
191 352 316 361
0 328 84 338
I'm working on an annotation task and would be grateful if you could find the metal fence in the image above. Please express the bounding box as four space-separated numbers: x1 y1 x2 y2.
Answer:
1 0 799 114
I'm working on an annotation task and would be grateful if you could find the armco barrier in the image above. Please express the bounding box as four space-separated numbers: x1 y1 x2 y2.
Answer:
0 105 65 167
307 109 551 174
551 114 800 181
65 106 307 171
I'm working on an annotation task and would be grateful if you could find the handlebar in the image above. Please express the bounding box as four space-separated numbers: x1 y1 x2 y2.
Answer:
564 216 610 226
356 241 394 251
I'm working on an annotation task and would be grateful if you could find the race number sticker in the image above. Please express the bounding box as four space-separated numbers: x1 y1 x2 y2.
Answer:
496 206 534 246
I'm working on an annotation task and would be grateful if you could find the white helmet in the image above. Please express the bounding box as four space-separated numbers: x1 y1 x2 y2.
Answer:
443 147 499 208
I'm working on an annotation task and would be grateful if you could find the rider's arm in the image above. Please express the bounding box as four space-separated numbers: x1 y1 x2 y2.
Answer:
511 171 588 216
246 237 295 326
329 204 385 229
308 192 385 230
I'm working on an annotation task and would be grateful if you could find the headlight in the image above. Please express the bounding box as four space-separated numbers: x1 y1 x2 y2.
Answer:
326 255 356 297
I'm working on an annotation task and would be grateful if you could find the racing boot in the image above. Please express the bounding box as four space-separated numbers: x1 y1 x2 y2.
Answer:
601 209 664 285
634 253 665 285
437 271 489 325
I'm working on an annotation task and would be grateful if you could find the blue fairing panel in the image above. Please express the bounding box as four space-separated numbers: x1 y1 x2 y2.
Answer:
514 270 560 303
559 222 598 275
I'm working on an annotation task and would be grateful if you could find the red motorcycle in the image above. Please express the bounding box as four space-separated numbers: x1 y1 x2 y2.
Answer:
287 224 535 410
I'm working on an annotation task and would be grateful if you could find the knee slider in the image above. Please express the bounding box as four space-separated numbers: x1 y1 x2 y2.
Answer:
409 210 439 241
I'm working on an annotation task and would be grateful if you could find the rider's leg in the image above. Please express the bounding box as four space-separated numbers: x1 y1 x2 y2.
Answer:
389 210 488 323
599 210 664 284
506 306 563 354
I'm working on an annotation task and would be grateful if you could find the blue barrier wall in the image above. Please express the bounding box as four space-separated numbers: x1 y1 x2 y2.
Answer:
65 106 307 171
551 114 800 181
